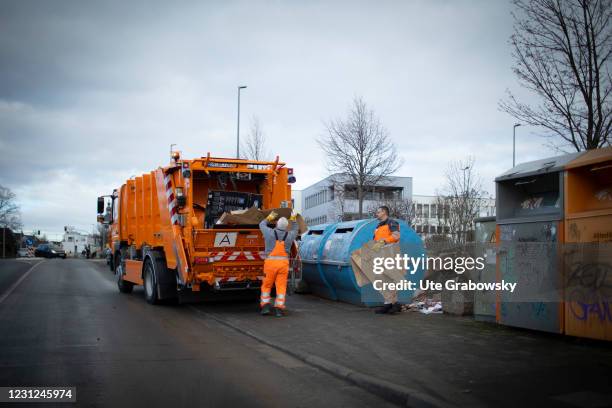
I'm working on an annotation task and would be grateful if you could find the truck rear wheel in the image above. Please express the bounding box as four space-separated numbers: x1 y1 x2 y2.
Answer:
143 259 159 304
116 262 134 294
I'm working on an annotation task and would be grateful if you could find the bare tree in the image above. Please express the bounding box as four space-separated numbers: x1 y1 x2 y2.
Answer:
435 158 489 245
500 0 611 151
327 175 348 222
0 185 22 230
319 97 402 219
241 116 270 161
366 198 418 226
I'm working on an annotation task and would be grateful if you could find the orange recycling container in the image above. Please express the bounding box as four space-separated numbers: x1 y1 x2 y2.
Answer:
564 147 612 340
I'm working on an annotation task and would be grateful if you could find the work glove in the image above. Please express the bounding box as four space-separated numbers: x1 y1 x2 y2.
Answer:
372 240 386 251
266 211 278 222
289 210 298 221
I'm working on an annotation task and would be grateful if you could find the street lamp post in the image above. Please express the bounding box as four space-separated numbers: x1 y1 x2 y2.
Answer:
513 123 521 167
236 85 247 158
461 165 470 243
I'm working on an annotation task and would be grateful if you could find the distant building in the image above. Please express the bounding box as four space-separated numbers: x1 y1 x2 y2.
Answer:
411 194 496 238
61 226 94 256
291 189 303 214
300 174 413 225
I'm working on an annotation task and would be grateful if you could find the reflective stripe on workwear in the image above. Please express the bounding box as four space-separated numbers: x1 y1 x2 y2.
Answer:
274 293 286 307
260 291 271 305
261 258 289 310
274 295 285 307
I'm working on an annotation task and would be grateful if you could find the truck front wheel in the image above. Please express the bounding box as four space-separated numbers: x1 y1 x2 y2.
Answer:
143 259 159 305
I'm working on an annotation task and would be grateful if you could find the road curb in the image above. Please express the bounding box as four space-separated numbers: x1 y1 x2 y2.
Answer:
190 307 451 408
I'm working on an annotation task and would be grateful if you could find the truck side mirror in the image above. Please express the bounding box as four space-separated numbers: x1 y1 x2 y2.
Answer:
97 197 105 214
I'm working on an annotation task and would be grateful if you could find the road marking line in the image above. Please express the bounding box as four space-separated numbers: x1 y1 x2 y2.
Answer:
0 261 44 305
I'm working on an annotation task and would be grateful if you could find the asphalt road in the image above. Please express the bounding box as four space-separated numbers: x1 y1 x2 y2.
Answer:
0 259 392 408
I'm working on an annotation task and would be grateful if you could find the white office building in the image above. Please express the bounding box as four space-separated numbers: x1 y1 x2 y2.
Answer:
300 174 413 225
411 194 496 237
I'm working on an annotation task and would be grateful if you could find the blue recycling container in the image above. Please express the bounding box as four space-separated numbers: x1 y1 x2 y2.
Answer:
299 223 338 300
311 219 424 306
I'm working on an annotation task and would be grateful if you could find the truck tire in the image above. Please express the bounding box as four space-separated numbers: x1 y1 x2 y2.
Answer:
145 251 178 302
143 258 159 304
116 262 134 294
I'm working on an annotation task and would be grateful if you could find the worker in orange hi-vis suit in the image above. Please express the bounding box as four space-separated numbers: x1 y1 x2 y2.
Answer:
259 211 298 317
372 205 402 315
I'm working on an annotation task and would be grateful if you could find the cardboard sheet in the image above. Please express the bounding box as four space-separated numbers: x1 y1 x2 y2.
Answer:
351 241 405 303
216 206 308 235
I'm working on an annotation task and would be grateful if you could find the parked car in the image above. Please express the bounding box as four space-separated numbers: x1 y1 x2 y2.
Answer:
35 244 67 259
17 248 30 257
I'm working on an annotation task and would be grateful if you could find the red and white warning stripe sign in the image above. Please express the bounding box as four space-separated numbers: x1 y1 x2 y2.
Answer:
193 251 265 264
205 251 265 262
164 174 179 225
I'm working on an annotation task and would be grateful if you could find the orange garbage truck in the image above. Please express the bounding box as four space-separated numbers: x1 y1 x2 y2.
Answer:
96 152 297 304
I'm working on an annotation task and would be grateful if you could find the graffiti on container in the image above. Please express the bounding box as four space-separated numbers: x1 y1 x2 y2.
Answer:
568 222 581 242
595 187 612 202
531 302 549 320
514 242 556 291
566 261 612 323
568 293 612 322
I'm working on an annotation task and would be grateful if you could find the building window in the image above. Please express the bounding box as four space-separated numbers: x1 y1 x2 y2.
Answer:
417 204 422 217
430 204 437 218
416 225 422 233
423 204 429 219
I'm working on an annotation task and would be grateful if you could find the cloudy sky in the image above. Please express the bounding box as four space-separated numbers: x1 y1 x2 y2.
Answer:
0 0 558 239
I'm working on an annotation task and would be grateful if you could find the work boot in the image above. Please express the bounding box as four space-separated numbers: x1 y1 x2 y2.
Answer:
274 307 284 317
261 304 271 316
389 303 402 314
375 303 393 314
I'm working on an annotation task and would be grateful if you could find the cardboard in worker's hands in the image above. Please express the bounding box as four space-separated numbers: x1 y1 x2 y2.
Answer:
350 241 405 284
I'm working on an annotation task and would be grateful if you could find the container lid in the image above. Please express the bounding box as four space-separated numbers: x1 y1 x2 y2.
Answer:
474 216 496 223
564 146 612 169
495 151 584 181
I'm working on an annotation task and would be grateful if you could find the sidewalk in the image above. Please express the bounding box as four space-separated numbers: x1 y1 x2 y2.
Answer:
195 294 612 408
